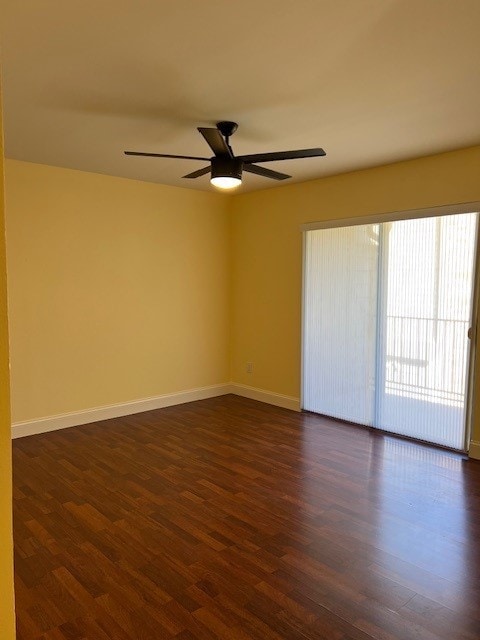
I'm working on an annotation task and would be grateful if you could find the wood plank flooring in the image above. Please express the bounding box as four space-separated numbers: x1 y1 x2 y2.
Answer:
13 394 480 639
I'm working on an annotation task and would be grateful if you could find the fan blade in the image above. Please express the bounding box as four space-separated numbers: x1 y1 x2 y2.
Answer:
125 151 209 161
198 128 233 158
240 148 326 163
244 164 290 180
182 166 211 179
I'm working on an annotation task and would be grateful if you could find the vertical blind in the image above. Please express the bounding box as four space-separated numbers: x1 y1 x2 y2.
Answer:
303 212 477 450
303 224 379 425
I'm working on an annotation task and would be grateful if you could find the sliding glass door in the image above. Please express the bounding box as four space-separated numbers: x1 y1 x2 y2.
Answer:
375 214 477 448
303 211 478 450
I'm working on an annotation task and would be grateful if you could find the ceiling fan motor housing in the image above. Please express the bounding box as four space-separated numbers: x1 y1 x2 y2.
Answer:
211 156 243 180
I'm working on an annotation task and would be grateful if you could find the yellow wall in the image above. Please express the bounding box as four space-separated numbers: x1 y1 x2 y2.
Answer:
0 87 16 637
230 146 480 442
5 160 230 423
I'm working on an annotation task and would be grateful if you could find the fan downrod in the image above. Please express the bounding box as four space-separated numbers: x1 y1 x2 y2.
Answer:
217 121 238 138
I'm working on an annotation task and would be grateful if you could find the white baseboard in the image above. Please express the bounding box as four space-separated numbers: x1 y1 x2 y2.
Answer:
469 440 480 460
11 382 301 439
11 383 232 439
230 383 300 412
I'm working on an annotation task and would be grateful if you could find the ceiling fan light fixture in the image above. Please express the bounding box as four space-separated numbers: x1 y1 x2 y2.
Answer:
210 157 243 190
210 176 242 189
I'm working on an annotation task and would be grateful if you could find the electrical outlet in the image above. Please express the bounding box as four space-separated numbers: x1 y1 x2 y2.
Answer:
246 362 254 374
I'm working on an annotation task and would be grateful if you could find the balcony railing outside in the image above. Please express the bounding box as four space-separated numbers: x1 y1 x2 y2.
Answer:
384 315 469 408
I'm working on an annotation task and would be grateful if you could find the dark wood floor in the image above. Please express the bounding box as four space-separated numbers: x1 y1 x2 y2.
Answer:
13 394 480 640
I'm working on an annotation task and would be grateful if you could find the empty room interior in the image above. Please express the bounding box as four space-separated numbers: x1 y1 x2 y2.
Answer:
1 1 480 639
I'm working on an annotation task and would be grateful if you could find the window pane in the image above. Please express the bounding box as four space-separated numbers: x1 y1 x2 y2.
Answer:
376 214 477 449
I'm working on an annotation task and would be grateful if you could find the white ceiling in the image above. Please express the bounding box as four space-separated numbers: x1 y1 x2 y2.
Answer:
1 0 480 193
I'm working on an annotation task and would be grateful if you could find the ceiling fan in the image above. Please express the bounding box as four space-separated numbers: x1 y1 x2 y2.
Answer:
124 121 326 190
